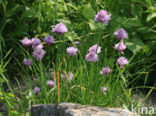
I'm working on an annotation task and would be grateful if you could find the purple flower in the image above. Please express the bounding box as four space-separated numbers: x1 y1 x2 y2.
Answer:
101 86 107 94
52 23 68 35
117 56 129 68
100 67 111 76
89 44 101 54
94 10 111 25
23 59 32 66
86 52 98 62
32 48 46 60
33 87 40 94
68 72 74 82
66 47 78 56
47 80 55 87
34 44 43 50
22 37 31 47
115 41 126 54
31 38 41 48
44 35 55 45
114 28 128 40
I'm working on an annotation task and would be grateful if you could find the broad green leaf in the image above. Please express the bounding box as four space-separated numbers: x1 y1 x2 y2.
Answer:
65 31 78 41
147 13 156 22
143 33 155 40
142 45 151 56
82 4 95 19
5 4 23 17
131 5 142 17
10 23 29 37
137 27 151 34
123 18 142 27
88 20 98 31
65 3 77 10
116 17 128 24
20 7 37 22
125 38 145 54
146 6 156 13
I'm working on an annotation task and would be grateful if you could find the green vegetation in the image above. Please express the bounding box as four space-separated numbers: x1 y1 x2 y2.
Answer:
0 0 155 115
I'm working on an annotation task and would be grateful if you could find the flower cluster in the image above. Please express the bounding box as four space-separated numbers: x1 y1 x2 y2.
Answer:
44 35 55 45
117 56 128 68
115 41 126 54
22 37 31 47
114 28 129 68
114 28 128 40
67 72 74 82
22 22 67 65
86 52 98 62
89 44 101 54
21 9 132 96
101 86 108 94
33 87 40 94
94 10 111 25
66 47 78 57
47 80 55 88
86 44 101 62
52 23 68 35
100 67 111 76
23 59 32 66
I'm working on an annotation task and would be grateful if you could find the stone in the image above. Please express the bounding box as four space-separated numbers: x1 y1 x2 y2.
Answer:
31 103 138 116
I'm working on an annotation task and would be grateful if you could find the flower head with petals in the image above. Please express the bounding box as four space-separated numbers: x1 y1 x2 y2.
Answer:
86 52 98 62
22 37 31 47
114 28 128 40
66 46 77 56
89 44 101 54
100 67 111 76
115 41 126 54
94 10 111 25
47 80 55 87
52 23 68 35
117 56 128 68
44 35 55 44
23 59 32 66
31 38 41 48
101 86 108 94
33 87 40 94
32 48 46 60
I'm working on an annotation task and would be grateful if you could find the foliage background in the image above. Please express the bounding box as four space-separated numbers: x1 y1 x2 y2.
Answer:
0 0 156 115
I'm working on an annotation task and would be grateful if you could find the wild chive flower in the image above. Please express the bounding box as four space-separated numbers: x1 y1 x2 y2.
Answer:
86 52 98 62
47 80 55 87
33 44 44 50
66 47 78 56
89 44 101 54
114 28 128 40
101 86 108 94
115 41 126 54
32 48 46 60
31 38 41 48
22 37 31 47
33 87 40 94
68 72 74 82
94 10 111 25
23 59 32 66
100 67 111 76
44 35 55 45
117 56 128 68
52 23 68 35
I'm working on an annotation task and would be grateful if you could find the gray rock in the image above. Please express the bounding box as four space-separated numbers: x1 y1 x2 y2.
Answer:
31 103 138 116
